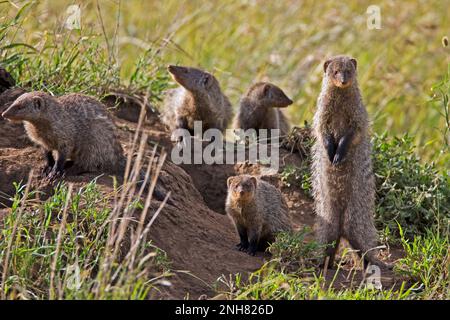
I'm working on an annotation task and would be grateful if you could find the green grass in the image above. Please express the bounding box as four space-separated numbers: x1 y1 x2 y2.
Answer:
0 178 170 299
0 127 171 299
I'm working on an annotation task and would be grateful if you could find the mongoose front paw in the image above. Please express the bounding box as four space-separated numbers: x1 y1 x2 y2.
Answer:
236 242 249 251
45 168 65 181
41 165 53 177
247 245 257 256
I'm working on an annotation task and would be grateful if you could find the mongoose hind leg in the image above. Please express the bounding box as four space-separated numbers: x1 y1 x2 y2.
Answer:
46 152 67 180
346 223 391 269
315 216 340 268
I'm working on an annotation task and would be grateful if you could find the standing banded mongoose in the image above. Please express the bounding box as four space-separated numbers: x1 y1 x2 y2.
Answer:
234 82 293 138
225 174 292 255
312 56 388 268
161 65 233 138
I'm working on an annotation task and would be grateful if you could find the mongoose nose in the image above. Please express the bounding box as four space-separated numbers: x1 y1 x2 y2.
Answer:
167 65 176 73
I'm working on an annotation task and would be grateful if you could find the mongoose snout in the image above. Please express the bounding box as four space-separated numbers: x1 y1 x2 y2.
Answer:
228 175 257 203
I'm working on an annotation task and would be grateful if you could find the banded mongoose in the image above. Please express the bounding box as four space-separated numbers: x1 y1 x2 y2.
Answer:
161 65 233 138
225 174 292 255
234 82 293 138
2 91 125 177
1 91 168 201
311 55 387 268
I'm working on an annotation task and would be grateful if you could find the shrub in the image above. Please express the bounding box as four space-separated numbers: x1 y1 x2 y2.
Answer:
372 133 450 241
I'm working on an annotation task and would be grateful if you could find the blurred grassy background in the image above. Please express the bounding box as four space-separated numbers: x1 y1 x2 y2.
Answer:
1 0 449 164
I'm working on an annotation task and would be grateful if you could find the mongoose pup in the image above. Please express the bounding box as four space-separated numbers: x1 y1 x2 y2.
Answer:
234 82 293 138
312 56 388 268
225 174 292 255
2 91 126 177
161 65 233 138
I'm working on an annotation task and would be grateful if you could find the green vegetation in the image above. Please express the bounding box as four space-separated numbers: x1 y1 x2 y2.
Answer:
0 134 171 299
373 133 450 242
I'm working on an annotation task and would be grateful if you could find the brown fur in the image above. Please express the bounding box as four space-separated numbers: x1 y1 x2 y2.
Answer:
161 65 233 137
225 174 292 255
2 91 125 175
312 56 388 268
234 82 292 138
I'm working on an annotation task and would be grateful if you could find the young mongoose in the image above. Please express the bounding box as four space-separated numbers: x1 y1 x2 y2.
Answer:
234 82 293 138
2 91 126 177
225 174 292 255
161 65 233 137
312 56 387 268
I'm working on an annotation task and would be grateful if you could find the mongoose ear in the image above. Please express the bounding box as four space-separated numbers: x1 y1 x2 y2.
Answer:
227 176 235 188
33 96 44 110
350 58 357 70
250 177 257 188
202 74 211 88
323 59 332 73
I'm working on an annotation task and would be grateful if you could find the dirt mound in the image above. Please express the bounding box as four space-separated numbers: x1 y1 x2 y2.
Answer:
0 91 402 299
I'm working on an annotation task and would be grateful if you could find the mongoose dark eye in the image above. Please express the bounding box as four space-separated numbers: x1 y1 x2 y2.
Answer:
202 75 210 88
